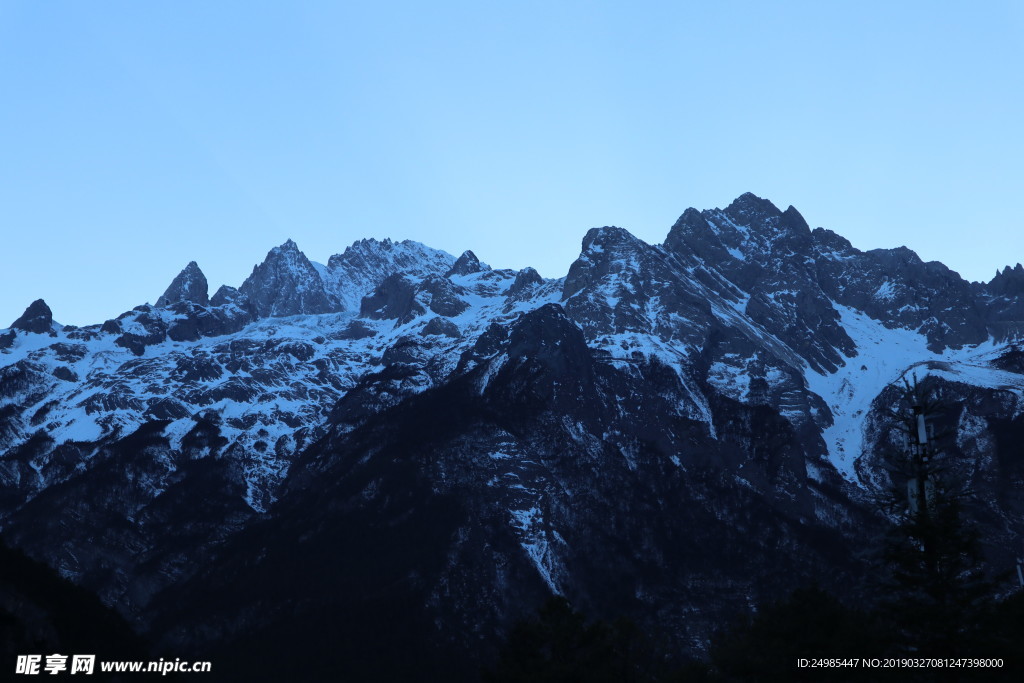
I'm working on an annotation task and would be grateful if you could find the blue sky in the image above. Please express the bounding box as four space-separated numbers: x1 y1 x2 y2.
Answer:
2 1 1022 326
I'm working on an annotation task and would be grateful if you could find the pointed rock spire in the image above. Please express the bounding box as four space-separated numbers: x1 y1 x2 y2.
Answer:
240 240 337 318
988 262 1024 297
725 192 782 219
10 299 54 333
446 250 487 277
780 205 810 233
562 226 652 303
210 285 244 308
508 267 544 297
664 207 716 257
156 261 209 307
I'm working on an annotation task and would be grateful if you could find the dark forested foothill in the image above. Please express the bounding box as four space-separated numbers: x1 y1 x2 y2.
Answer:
0 536 179 680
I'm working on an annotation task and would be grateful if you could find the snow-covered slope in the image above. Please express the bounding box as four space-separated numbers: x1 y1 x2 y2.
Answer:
803 306 1015 481
0 263 563 512
4 196 1024 514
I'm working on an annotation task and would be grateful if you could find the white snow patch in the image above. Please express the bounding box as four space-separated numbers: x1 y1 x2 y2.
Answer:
508 507 560 591
477 353 508 394
806 305 1006 485
707 359 752 403
56 412 104 444
873 280 897 302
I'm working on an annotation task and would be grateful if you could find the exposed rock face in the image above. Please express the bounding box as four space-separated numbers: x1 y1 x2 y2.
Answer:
664 197 856 372
2 193 1024 679
417 275 469 318
152 302 865 681
156 261 209 307
324 238 455 311
239 239 337 318
421 317 461 338
360 273 422 321
982 263 1024 340
563 225 719 350
810 231 988 350
10 299 54 334
446 249 488 277
210 285 244 308
988 263 1024 297
507 266 543 298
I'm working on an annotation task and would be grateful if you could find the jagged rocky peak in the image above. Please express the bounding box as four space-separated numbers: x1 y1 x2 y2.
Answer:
9 299 54 333
324 238 456 312
210 285 244 308
728 194 812 253
669 207 705 234
272 238 301 256
328 238 396 271
723 191 783 222
574 225 650 266
864 244 924 268
665 192 812 263
239 239 337 318
779 204 811 233
810 226 855 255
327 238 454 274
446 250 488 277
156 261 209 307
582 224 642 247
563 226 650 300
989 263 1024 297
508 267 544 296
664 206 725 259
328 236 399 265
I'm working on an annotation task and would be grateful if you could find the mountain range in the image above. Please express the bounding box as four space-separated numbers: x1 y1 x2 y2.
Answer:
2 192 1023 679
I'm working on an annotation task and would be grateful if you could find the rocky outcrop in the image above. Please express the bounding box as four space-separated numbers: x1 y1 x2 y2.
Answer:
359 274 422 321
324 238 455 311
239 239 337 318
446 249 487 277
9 299 54 334
156 261 209 307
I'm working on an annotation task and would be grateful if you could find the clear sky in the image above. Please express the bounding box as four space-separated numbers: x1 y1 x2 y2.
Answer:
1 1 1022 326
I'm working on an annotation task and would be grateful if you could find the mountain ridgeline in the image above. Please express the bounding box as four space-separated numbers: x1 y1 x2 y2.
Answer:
2 193 1023 679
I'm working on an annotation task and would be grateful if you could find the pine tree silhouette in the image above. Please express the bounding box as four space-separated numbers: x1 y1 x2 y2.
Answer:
872 377 993 660
709 586 887 682
483 596 705 683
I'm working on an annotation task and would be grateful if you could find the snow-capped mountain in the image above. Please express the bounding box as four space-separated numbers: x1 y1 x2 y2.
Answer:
1 193 1022 678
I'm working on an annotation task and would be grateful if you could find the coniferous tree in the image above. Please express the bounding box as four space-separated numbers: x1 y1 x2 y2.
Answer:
871 377 994 658
483 596 706 683
709 586 889 682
